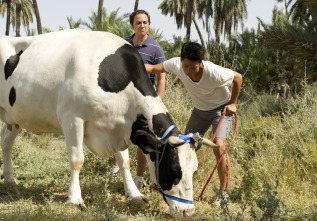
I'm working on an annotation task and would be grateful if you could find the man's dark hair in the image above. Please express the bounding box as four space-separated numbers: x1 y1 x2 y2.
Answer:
129 9 151 25
180 42 204 63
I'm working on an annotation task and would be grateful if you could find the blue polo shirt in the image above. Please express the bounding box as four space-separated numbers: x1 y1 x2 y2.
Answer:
124 34 165 85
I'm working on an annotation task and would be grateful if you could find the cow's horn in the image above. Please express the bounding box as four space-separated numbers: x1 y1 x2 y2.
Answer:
201 138 220 149
167 136 186 148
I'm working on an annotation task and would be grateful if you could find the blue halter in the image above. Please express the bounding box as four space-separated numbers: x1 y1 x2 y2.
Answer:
153 125 193 205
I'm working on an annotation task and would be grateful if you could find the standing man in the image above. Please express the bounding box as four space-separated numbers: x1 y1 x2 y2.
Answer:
145 42 242 204
110 9 166 188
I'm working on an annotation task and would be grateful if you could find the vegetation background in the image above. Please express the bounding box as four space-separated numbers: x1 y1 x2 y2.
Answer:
0 0 317 220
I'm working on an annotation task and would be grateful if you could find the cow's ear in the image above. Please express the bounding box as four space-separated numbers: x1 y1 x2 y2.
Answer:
135 130 161 154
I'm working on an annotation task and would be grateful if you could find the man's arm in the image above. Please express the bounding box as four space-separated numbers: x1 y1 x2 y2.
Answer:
224 71 243 114
145 63 165 74
156 72 166 98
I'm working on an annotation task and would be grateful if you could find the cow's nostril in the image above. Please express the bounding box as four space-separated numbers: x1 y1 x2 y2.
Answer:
183 208 194 217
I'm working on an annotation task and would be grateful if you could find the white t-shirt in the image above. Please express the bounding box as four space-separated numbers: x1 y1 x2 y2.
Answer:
163 57 234 111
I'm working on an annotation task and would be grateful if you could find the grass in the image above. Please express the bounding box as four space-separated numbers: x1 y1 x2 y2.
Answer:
1 76 317 220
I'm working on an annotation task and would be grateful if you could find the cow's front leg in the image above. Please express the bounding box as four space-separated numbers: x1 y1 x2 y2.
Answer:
1 124 20 184
114 149 147 202
61 117 86 209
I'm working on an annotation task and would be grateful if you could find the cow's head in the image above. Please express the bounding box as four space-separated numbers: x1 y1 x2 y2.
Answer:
131 113 218 217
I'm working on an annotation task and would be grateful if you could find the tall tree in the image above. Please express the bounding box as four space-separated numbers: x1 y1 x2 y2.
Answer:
196 0 213 40
214 0 247 43
260 0 317 61
14 0 34 37
98 0 103 25
159 0 214 56
32 0 42 34
83 8 132 38
259 0 317 86
63 16 82 29
134 0 139 11
15 0 21 36
159 0 190 39
4 0 11 35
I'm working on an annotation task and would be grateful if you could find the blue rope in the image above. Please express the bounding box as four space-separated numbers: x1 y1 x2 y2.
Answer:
155 186 193 204
161 125 176 139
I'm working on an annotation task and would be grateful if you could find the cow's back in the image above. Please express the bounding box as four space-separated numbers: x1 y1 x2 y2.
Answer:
0 29 134 133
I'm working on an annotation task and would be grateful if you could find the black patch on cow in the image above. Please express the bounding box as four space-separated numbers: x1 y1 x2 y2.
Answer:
130 115 162 154
9 87 16 106
4 50 23 80
98 44 157 96
156 147 182 191
152 113 178 138
130 113 182 191
151 113 182 190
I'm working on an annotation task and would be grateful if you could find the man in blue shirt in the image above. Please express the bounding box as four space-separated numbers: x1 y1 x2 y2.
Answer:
110 9 166 188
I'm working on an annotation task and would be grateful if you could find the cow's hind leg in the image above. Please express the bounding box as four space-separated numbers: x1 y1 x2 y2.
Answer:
114 150 148 203
61 117 86 209
1 124 20 184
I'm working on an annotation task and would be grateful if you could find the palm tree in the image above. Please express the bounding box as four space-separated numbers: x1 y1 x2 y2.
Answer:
196 0 213 40
83 8 132 38
259 0 317 87
148 27 164 43
98 0 103 25
134 0 139 11
59 16 82 30
158 0 190 39
1 0 34 36
214 0 248 43
32 0 42 34
1 0 12 35
15 1 21 36
14 0 33 37
260 0 317 63
158 0 211 50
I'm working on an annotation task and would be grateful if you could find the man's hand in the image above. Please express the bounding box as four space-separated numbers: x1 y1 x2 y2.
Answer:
224 103 237 115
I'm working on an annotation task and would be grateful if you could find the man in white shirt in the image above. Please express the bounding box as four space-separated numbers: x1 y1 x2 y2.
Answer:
145 42 242 204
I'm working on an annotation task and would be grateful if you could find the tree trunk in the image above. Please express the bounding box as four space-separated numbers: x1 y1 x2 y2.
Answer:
16 2 21 37
33 0 42 34
5 0 11 35
192 17 209 59
134 0 139 11
215 21 222 43
185 0 194 40
186 25 191 40
98 0 104 24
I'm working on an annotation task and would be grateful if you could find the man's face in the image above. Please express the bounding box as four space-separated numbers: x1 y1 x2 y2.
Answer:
181 58 201 78
131 13 150 37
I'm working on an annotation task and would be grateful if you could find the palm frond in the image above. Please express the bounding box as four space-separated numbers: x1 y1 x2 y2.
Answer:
260 20 317 62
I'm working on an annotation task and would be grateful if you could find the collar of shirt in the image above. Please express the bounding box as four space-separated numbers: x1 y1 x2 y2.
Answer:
125 33 152 48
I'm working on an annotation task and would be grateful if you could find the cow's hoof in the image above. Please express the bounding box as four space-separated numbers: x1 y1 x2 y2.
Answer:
1 174 17 185
79 203 87 211
67 202 87 211
129 196 149 209
130 195 149 204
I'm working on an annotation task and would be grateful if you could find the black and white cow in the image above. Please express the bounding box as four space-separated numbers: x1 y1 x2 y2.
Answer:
0 29 217 217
